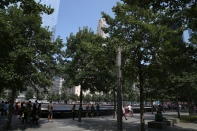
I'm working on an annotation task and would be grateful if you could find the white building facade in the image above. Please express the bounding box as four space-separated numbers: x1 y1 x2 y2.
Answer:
97 18 107 38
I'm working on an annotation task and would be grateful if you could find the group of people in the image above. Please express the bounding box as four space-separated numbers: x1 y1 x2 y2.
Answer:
85 103 100 117
122 104 133 120
0 101 9 116
1 100 52 124
16 100 41 124
72 103 100 120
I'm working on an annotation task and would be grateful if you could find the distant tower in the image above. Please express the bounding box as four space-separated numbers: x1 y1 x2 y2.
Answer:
39 0 61 40
97 18 107 38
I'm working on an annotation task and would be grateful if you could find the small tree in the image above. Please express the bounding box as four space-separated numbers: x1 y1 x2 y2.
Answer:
25 89 34 100
69 94 79 102
61 91 68 102
84 94 91 103
37 92 45 100
47 92 59 102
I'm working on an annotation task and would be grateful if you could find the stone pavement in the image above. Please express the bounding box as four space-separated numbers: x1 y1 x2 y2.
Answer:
1 112 197 131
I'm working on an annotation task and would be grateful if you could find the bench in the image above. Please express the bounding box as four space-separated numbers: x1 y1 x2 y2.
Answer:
148 121 171 129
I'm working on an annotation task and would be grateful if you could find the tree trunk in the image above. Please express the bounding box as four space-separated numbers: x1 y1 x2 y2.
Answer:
176 99 180 118
151 97 153 114
6 88 17 129
139 65 145 131
78 85 83 122
113 88 117 118
117 46 122 131
140 84 145 131
117 78 122 131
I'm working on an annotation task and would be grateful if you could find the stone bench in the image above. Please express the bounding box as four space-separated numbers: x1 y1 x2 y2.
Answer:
168 118 178 126
148 121 171 129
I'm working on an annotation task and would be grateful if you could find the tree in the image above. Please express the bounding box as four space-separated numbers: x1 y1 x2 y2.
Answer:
47 92 59 102
63 27 111 122
84 94 91 103
122 81 138 102
122 0 197 118
37 91 46 100
102 3 161 131
61 91 69 103
68 94 79 101
0 1 64 128
25 89 34 100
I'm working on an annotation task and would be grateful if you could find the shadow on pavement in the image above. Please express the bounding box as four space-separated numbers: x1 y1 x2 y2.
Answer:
1 113 197 131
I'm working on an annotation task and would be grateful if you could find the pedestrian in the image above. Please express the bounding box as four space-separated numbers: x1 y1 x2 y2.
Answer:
48 101 53 122
122 106 127 120
0 101 2 116
36 103 41 124
91 104 95 117
23 102 28 124
20 102 25 122
4 101 9 116
86 104 89 117
72 104 76 120
32 100 38 124
96 103 100 116
15 102 19 115
128 104 133 117
28 101 32 123
1 101 5 116
179 104 182 111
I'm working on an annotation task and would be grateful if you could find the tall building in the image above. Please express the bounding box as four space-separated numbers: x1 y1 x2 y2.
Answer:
66 85 90 96
97 18 107 38
187 0 195 41
39 0 61 36
51 77 64 95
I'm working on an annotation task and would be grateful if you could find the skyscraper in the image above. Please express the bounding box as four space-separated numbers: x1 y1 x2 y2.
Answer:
187 0 195 41
39 0 61 35
97 18 107 38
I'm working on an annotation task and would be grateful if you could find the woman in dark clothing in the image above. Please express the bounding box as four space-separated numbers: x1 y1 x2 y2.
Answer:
91 104 95 117
36 103 41 124
96 103 100 116
72 104 76 120
86 104 89 117
32 103 37 124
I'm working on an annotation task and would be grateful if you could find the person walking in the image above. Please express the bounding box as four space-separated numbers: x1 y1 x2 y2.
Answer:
25 101 32 123
128 104 133 117
4 101 9 116
122 106 127 120
91 104 95 117
85 104 89 117
96 103 100 117
32 100 38 124
48 101 53 122
36 103 41 124
1 101 5 116
72 104 76 120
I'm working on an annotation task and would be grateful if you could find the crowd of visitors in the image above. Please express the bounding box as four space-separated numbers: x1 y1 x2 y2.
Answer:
18 100 41 124
0 100 42 125
85 103 100 117
0 101 9 116
72 103 100 120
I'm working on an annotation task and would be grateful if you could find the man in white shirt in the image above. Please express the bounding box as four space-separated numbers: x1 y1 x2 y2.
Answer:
122 106 127 120
128 104 133 117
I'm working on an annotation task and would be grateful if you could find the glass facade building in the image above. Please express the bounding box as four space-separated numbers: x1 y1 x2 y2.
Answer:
38 0 61 34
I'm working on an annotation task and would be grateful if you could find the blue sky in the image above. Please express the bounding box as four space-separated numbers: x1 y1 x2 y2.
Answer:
54 0 189 43
55 0 120 42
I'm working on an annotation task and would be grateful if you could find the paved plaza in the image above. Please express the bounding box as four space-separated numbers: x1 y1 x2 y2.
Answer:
1 112 197 131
